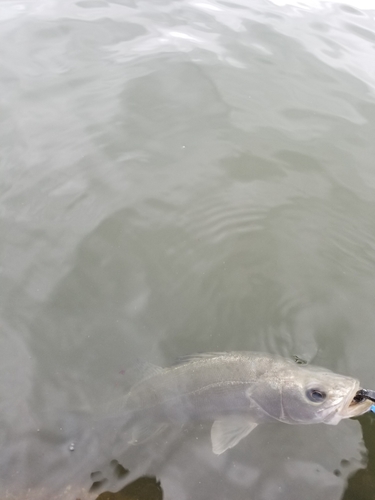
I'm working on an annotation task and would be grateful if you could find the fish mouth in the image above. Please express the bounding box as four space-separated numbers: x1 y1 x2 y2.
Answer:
341 382 373 418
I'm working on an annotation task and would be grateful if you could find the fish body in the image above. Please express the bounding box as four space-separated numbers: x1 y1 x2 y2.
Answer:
113 352 371 454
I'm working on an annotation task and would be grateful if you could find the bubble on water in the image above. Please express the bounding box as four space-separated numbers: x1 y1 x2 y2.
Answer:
69 443 75 451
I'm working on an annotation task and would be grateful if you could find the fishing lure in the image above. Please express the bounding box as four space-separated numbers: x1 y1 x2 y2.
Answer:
354 389 375 413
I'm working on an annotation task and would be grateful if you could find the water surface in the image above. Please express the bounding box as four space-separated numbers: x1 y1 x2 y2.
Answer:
1 0 375 498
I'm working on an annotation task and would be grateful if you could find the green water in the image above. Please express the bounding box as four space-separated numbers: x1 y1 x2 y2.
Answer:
1 0 375 498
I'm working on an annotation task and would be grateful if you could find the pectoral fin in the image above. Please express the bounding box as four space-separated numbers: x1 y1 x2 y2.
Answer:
211 417 258 455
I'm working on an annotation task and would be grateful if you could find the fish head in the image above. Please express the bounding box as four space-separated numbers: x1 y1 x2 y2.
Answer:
279 364 373 425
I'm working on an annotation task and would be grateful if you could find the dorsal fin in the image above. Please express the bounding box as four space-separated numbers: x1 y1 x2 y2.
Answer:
173 352 231 366
292 355 308 365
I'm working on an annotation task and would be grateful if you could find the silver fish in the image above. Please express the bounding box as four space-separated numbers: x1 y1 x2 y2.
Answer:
110 352 372 455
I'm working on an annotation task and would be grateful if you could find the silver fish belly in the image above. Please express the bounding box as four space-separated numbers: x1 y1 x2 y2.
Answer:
116 352 372 454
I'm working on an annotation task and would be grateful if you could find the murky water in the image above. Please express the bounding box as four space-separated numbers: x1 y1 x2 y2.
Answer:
1 0 375 498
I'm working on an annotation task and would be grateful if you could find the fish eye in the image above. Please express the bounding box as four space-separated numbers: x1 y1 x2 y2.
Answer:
306 388 327 403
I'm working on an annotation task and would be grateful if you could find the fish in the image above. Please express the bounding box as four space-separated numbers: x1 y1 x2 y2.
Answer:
109 352 373 455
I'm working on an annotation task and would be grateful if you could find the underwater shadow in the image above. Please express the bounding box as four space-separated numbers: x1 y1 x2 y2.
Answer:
341 414 375 500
